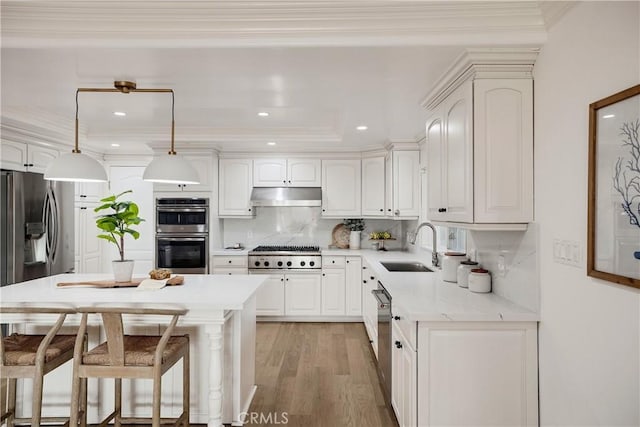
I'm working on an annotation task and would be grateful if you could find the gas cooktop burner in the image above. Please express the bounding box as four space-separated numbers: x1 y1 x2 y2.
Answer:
251 245 320 253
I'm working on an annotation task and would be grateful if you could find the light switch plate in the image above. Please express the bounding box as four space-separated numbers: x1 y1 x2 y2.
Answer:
553 238 581 268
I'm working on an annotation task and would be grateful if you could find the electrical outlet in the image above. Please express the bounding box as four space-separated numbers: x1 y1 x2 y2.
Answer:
497 253 506 277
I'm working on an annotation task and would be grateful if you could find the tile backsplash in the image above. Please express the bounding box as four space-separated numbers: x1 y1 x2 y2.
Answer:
466 224 539 313
222 207 408 250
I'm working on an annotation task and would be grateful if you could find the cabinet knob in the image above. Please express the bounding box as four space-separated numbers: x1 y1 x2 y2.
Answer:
395 341 403 349
363 266 366 269
288 180 291 184
438 208 447 213
281 278 284 282
394 316 401 320
370 276 374 280
387 209 391 212
248 208 252 212
346 260 349 264
228 260 232 264
379 209 383 212
322 209 326 212
332 260 335 264
394 210 400 215
322 273 325 277
363 280 367 283
283 180 286 184
286 278 289 281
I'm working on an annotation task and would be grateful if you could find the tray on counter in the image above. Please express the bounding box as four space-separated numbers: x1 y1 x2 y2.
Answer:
57 276 184 288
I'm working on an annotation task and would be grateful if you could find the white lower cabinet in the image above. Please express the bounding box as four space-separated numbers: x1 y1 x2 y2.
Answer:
362 260 378 358
345 256 362 315
284 273 322 316
255 274 285 316
412 321 538 427
391 320 417 427
321 268 345 315
212 255 248 275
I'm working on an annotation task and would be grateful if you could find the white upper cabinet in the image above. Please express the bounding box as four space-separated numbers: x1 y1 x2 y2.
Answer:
473 79 533 223
427 80 474 223
321 159 361 217
253 158 321 187
253 158 287 186
384 149 420 219
361 156 385 217
1 141 59 174
218 158 254 217
392 150 420 219
422 49 536 228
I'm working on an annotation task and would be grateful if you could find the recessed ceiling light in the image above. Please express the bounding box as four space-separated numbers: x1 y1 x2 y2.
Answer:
258 112 269 117
356 125 368 131
267 142 277 146
603 114 615 119
111 143 120 147
113 111 126 117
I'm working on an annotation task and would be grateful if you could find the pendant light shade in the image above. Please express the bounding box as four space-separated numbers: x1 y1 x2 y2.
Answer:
45 88 108 182
143 154 200 184
44 151 108 182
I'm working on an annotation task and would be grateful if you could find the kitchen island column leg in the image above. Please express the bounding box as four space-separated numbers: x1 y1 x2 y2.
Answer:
206 323 224 427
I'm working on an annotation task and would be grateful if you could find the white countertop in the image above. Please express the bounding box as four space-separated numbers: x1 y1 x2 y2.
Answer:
0 274 266 310
325 248 539 322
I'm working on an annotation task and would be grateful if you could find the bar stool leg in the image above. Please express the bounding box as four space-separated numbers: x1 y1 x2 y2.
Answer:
79 377 88 427
32 369 45 427
114 378 122 427
152 371 161 427
6 378 17 427
183 345 190 427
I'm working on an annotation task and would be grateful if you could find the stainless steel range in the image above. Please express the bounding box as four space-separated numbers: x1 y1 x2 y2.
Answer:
248 245 321 271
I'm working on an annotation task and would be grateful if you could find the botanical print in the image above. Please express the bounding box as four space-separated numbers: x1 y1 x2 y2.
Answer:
613 120 640 240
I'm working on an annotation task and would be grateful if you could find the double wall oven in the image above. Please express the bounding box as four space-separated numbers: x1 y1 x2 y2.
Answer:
156 198 209 274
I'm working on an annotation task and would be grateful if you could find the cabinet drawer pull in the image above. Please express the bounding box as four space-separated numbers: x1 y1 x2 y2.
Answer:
394 316 401 320
438 208 447 213
395 341 403 349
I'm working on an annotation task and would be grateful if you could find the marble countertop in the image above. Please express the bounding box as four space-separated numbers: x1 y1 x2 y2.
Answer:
325 248 539 322
0 274 266 310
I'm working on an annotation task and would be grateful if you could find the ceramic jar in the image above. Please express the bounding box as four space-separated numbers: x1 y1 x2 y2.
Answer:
468 268 492 293
441 252 467 282
457 261 479 288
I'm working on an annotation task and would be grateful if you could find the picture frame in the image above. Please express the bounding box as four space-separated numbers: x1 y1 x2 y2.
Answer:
588 84 640 289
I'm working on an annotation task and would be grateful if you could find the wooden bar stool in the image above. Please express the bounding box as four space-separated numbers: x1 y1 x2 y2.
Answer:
70 307 190 427
0 306 80 427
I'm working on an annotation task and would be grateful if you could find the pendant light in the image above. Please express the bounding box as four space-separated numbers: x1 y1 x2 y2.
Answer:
44 90 108 182
45 80 199 185
141 85 199 184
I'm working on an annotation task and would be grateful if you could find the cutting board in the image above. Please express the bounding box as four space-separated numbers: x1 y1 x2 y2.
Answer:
57 276 184 288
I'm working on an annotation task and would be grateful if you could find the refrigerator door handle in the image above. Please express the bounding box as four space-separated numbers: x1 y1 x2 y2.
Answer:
48 187 60 263
43 190 52 259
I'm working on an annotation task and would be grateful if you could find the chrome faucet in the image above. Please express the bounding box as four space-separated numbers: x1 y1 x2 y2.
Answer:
409 222 439 267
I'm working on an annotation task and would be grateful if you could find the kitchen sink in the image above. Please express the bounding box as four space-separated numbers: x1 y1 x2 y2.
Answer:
380 262 433 272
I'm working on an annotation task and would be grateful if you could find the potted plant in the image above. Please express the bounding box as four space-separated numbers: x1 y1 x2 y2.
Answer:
95 190 145 282
343 219 365 250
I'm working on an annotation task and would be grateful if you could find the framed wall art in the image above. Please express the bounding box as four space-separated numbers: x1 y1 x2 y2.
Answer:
588 84 640 289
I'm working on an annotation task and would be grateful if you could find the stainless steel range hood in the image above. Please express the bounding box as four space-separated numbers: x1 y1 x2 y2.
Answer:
250 187 322 207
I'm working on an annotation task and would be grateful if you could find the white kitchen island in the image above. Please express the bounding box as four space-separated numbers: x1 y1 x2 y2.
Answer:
0 273 266 427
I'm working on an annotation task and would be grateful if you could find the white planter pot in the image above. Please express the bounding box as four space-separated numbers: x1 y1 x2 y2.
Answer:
349 230 361 250
112 260 135 282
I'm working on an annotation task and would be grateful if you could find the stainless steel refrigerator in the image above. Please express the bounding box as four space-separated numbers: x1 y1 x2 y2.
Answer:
1 170 75 286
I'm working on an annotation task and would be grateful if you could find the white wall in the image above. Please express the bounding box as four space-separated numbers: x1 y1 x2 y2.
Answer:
535 2 640 425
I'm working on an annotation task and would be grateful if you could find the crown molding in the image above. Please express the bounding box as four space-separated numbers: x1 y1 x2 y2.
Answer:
539 1 576 30
2 1 550 48
420 47 539 110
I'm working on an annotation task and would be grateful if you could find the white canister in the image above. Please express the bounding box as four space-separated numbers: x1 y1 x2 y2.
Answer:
468 268 492 293
441 252 467 282
457 261 479 288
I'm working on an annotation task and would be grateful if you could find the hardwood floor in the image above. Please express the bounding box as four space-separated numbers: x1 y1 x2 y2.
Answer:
248 322 398 427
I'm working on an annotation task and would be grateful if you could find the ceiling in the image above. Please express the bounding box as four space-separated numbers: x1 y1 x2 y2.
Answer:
0 1 572 155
